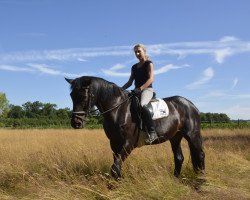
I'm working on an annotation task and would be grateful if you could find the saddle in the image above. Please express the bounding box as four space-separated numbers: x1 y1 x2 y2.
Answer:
146 98 169 120
130 92 169 127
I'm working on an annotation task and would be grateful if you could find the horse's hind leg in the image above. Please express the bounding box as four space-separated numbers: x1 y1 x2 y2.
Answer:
184 130 205 173
170 132 184 177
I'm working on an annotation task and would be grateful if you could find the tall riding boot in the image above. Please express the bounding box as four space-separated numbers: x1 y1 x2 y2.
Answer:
141 105 159 144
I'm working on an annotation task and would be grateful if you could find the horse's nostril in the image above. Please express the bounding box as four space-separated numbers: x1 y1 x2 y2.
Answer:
76 122 81 127
71 117 84 129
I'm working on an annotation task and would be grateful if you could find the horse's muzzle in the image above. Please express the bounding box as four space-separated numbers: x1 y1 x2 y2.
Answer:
71 114 86 129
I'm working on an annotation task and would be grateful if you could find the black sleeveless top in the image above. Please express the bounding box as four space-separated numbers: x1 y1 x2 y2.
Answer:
132 60 153 88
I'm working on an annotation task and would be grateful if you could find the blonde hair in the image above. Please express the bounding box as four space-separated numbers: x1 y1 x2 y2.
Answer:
133 44 149 59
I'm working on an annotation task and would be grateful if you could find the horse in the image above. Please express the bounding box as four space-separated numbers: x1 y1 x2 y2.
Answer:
65 76 205 179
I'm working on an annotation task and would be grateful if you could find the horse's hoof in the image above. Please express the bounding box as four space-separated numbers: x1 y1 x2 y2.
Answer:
174 171 180 177
104 173 111 178
200 169 206 176
111 165 121 180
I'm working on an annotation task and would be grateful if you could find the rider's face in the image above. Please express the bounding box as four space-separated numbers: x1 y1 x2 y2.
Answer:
134 47 146 61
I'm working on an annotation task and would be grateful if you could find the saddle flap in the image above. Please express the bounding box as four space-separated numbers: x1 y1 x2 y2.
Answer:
149 98 169 120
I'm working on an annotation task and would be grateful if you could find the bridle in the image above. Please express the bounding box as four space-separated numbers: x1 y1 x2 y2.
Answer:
72 86 93 121
72 86 133 118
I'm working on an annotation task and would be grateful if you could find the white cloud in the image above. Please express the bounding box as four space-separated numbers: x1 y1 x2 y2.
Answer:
154 64 190 75
102 63 190 77
0 63 89 78
186 67 214 89
77 58 87 62
28 63 90 77
63 72 89 78
214 48 233 63
196 101 250 120
1 37 250 64
201 90 227 98
148 37 250 64
102 63 130 77
231 78 238 89
219 36 239 43
110 63 127 71
232 94 250 99
0 47 132 63
102 69 130 77
221 105 250 120
201 90 250 100
0 64 34 72
28 63 61 75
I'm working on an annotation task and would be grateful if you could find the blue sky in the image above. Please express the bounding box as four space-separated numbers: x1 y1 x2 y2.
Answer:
0 0 250 119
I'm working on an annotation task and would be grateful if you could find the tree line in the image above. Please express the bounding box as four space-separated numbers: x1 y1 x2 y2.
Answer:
0 92 102 128
200 112 230 123
0 92 248 129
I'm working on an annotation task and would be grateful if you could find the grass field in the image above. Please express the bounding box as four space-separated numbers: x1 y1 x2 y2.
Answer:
0 129 249 199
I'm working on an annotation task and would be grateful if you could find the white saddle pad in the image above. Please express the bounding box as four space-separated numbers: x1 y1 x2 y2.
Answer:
150 98 169 120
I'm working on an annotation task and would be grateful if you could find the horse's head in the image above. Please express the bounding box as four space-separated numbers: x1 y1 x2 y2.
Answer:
65 77 93 129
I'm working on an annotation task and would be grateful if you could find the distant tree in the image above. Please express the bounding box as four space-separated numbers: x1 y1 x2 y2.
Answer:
22 101 43 118
56 108 71 119
200 113 207 121
41 103 57 118
200 112 231 122
205 113 213 122
8 105 25 119
219 113 230 122
213 113 220 122
0 92 9 118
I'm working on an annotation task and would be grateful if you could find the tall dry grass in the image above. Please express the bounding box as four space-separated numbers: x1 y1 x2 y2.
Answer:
0 128 249 199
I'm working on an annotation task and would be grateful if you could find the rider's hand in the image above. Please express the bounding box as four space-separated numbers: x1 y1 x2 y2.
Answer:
132 88 141 95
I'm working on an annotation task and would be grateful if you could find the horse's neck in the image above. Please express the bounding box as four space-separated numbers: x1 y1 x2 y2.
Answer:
95 85 128 113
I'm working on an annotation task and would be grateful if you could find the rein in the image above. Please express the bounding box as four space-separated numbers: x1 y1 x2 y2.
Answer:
72 87 133 116
92 95 133 116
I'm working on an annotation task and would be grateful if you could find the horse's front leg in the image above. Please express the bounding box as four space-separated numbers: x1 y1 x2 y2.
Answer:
111 139 133 179
111 153 122 179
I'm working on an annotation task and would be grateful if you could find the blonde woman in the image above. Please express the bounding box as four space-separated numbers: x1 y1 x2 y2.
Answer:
122 44 158 144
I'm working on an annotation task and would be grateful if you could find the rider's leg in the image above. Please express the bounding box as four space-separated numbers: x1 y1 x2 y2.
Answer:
140 88 158 144
140 88 153 107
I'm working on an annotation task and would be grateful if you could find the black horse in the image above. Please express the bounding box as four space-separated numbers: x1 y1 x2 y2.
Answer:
65 76 205 178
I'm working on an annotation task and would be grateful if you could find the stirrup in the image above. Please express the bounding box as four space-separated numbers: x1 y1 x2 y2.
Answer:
145 133 158 145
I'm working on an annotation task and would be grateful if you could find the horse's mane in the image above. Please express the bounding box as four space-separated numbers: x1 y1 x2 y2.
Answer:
78 76 127 100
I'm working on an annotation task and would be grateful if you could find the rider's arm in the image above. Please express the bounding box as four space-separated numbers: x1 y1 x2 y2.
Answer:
122 71 134 90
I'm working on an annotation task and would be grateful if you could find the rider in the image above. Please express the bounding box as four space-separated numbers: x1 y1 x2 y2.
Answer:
122 44 159 144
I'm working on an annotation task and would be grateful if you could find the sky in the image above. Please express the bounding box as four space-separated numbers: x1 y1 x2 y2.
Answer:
0 0 250 120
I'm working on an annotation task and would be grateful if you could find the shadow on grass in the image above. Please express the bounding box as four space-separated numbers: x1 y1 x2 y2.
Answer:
180 168 207 192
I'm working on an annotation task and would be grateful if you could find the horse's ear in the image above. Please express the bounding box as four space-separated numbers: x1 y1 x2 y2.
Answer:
65 77 74 84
